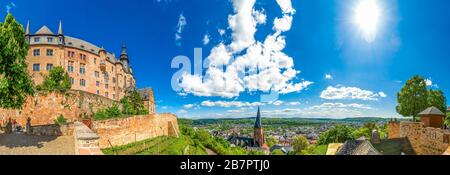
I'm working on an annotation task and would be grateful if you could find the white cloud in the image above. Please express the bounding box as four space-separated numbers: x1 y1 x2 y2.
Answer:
320 85 387 101
311 103 373 110
203 34 210 45
201 100 263 108
183 104 195 109
270 100 284 106
286 101 301 106
178 0 311 98
378 92 387 98
425 78 438 88
325 74 333 80
175 13 187 46
218 29 226 36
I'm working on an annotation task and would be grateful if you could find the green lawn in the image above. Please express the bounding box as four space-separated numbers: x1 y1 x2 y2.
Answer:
102 136 208 155
312 145 328 155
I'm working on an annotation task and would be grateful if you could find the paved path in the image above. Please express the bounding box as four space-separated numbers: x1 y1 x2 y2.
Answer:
0 133 75 155
206 148 218 155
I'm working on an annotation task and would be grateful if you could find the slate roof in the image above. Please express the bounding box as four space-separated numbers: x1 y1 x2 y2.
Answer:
336 138 381 155
418 107 445 116
35 26 54 35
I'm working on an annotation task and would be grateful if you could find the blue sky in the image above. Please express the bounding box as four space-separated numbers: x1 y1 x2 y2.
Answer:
2 0 449 119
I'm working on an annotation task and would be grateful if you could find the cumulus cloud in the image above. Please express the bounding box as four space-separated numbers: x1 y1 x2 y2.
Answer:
320 85 387 101
218 29 226 36
175 13 187 46
183 104 195 109
311 103 373 110
286 101 301 106
201 100 263 108
178 0 312 98
325 74 333 80
177 109 188 114
269 100 284 106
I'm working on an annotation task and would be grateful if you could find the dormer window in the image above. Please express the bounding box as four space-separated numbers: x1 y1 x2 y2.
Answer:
34 37 40 42
47 37 53 43
81 45 85 49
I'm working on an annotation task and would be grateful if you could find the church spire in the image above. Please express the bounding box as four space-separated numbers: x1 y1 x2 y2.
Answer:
120 43 128 59
254 107 262 128
25 20 30 35
58 20 63 35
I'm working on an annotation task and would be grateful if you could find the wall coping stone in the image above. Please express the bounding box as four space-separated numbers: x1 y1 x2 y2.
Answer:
74 122 99 140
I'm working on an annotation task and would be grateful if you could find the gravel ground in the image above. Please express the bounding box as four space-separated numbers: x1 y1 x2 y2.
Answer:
0 133 75 155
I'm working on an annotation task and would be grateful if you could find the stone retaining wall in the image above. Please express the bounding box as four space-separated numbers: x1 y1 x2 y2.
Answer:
92 113 179 148
29 123 74 136
0 90 117 126
400 122 450 155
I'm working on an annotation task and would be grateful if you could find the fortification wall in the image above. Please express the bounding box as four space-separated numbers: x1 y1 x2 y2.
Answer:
400 122 450 155
92 113 179 148
388 121 401 139
0 90 117 126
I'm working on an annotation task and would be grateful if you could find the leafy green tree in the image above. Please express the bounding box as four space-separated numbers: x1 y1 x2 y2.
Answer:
271 149 285 155
120 90 148 115
0 13 34 109
427 89 447 113
266 136 279 148
317 125 355 145
37 66 71 92
396 75 428 121
292 135 309 154
445 112 450 128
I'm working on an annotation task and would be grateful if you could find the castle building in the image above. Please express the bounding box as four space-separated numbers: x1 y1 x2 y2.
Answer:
25 21 136 101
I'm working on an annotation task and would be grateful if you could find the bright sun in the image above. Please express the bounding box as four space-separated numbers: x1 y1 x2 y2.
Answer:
353 0 382 43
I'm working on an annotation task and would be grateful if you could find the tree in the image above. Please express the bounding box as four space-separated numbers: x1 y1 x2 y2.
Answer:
292 135 309 154
445 112 450 128
120 90 148 115
37 66 71 92
0 13 34 109
317 125 355 145
271 149 285 155
266 136 279 148
427 89 447 113
396 75 428 121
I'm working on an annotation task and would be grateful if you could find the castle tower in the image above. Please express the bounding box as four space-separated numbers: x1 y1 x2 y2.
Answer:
254 107 265 147
25 20 30 42
120 43 129 71
57 20 65 46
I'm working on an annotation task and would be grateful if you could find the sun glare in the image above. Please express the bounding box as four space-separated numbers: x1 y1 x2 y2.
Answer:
353 0 381 43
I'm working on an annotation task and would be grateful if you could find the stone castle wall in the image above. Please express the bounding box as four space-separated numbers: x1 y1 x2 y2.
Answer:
400 122 450 155
387 121 401 139
0 90 117 126
92 113 179 148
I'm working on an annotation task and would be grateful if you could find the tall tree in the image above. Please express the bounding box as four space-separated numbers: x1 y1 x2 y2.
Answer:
427 89 447 113
396 75 428 121
292 135 309 154
38 66 71 92
120 90 147 115
0 13 34 109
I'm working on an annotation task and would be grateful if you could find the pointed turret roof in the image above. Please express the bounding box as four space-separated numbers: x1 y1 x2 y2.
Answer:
25 21 30 35
418 107 445 116
254 107 262 128
58 20 63 35
120 43 128 60
35 25 54 35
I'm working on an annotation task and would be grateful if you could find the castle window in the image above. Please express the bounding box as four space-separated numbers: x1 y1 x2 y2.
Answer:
96 90 100 95
33 49 40 56
96 81 100 87
47 37 54 43
68 51 75 58
46 64 53 71
113 78 116 83
32 64 40 71
34 37 40 43
105 92 109 97
69 77 74 85
94 58 97 64
80 54 86 61
80 63 86 75
104 73 109 84
105 84 109 89
80 79 86 87
95 71 100 78
68 61 74 73
46 49 53 56
113 94 116 99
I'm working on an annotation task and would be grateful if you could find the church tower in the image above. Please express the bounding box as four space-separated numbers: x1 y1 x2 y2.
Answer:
120 43 130 71
254 107 265 147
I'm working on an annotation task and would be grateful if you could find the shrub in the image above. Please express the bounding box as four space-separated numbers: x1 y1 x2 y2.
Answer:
54 115 67 125
317 125 355 145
